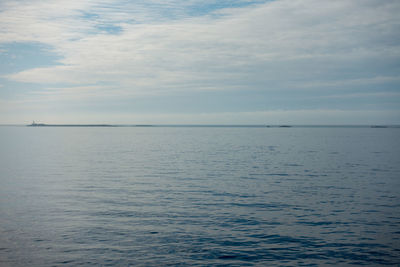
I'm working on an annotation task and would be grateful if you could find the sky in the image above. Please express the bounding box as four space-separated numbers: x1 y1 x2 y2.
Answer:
0 0 399 125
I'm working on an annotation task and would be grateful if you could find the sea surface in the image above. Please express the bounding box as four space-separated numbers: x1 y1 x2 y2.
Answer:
0 126 399 266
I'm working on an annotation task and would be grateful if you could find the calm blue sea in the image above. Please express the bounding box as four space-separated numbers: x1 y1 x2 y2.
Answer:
0 126 399 266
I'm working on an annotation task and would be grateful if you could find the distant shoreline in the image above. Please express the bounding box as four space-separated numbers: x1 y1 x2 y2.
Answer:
27 124 118 127
2 124 395 128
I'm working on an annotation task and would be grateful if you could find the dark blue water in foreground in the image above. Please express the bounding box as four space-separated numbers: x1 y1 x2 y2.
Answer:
0 126 399 266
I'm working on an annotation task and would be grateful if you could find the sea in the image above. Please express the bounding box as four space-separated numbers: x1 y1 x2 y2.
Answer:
0 126 399 266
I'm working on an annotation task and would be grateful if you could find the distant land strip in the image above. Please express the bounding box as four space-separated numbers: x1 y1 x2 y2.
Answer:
27 123 117 127
23 123 400 128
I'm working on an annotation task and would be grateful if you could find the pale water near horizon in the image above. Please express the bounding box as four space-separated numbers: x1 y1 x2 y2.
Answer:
0 126 399 266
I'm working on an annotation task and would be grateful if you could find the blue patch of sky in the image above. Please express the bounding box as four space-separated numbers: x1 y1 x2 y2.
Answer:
0 42 62 75
186 0 270 17
95 24 123 34
88 0 270 24
0 42 64 99
81 12 100 20
76 0 272 35
142 0 271 20
79 11 124 35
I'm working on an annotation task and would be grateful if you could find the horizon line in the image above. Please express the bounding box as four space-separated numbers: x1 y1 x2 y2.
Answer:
0 123 399 128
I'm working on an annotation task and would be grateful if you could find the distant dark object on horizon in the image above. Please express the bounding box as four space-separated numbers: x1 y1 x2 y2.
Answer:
265 125 292 128
27 121 115 127
28 121 46 127
26 121 156 127
371 125 388 128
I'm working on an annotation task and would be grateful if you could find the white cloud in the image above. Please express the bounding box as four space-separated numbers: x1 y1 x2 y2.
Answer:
2 0 399 96
0 0 399 124
0 0 93 45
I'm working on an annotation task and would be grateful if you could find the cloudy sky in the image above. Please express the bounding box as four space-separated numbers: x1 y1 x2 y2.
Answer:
0 0 399 124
